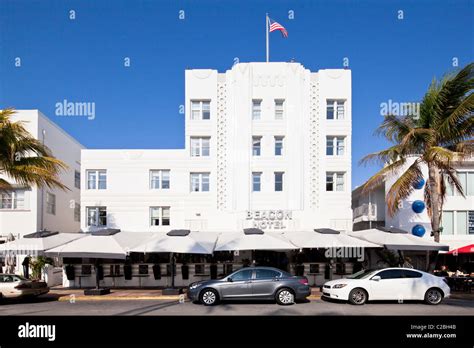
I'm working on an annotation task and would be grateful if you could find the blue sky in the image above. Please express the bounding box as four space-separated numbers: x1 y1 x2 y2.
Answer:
0 0 473 188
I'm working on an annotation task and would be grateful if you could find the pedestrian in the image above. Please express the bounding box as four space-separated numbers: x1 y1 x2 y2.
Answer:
22 255 31 279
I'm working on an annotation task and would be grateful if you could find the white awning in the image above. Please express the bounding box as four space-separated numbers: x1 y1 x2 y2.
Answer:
130 231 218 254
215 230 297 251
0 233 85 255
349 229 449 251
284 231 381 249
45 232 155 259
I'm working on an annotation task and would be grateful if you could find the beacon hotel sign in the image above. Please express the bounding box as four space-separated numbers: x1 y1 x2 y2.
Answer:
246 210 292 230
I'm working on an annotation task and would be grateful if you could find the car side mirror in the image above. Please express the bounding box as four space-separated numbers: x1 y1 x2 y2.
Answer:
371 276 381 281
227 277 233 282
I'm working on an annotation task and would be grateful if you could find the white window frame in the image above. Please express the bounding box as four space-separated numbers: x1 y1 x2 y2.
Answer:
274 136 284 156
190 100 211 120
252 172 262 192
150 206 171 226
86 170 107 190
150 170 170 189
275 99 285 120
190 173 210 192
326 172 345 191
46 192 56 215
252 99 262 120
274 172 284 192
0 190 26 210
442 210 474 235
86 206 107 227
190 137 210 157
446 171 474 196
252 136 262 156
327 99 345 120
326 136 345 156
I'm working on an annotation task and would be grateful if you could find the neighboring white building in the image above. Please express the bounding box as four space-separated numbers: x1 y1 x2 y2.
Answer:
352 156 474 251
0 110 84 239
81 62 352 234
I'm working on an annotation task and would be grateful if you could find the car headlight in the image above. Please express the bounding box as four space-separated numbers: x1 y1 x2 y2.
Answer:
332 284 347 289
189 283 203 290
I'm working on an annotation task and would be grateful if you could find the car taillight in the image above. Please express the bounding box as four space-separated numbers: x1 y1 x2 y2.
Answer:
299 278 308 285
14 283 30 290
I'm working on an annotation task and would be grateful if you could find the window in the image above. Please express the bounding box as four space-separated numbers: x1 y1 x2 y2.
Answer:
275 99 285 120
252 136 262 156
0 190 25 210
191 100 210 120
86 207 107 227
443 210 473 235
190 137 210 157
190 173 210 192
447 172 474 196
150 170 170 189
442 211 454 235
274 136 284 156
195 264 206 275
74 170 81 189
326 172 345 191
87 170 107 190
326 136 347 157
74 203 80 222
46 193 56 215
252 172 261 192
403 270 422 278
255 269 280 279
150 207 170 226
231 269 253 281
252 100 262 120
327 100 345 120
274 172 284 192
375 269 404 279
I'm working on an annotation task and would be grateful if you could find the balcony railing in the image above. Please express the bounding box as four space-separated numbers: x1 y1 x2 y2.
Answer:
353 203 377 219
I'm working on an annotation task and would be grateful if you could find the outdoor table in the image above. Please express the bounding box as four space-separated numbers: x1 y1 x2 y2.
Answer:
76 275 91 289
104 274 124 288
132 274 149 287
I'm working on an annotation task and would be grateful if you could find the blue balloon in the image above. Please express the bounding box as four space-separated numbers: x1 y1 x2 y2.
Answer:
412 224 426 237
413 178 425 190
412 200 425 213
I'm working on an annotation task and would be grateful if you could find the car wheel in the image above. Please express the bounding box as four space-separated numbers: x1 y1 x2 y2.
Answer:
348 288 368 305
276 288 295 305
200 288 219 306
424 288 443 305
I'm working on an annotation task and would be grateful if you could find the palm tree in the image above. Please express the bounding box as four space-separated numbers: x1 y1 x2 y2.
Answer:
0 108 69 191
361 63 474 242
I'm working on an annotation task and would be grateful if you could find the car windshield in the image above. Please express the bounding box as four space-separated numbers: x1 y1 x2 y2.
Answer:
347 269 379 279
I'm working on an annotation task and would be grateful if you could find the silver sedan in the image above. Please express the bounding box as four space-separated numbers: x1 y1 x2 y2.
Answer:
187 266 311 306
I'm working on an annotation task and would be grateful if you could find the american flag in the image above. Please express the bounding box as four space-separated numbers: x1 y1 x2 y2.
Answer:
269 18 288 38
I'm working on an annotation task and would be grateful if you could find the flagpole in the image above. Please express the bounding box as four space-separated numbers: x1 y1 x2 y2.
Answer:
266 13 269 62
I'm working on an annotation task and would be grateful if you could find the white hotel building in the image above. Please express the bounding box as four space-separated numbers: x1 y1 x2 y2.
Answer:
81 62 353 235
0 110 84 241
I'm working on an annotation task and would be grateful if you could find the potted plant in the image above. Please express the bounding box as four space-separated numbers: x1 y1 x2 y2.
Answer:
30 256 53 281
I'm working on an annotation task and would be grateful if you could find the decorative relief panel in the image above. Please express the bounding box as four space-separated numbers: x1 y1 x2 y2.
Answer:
310 81 320 209
216 82 228 210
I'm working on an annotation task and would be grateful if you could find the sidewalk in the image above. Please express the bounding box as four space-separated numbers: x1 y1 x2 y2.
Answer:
49 287 323 301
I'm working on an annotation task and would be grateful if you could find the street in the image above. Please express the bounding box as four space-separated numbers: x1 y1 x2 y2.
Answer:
0 296 473 316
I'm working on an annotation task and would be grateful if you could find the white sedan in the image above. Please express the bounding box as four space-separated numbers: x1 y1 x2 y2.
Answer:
0 274 49 299
322 268 450 305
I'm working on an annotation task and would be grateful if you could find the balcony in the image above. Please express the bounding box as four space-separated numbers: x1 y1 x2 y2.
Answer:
353 203 377 223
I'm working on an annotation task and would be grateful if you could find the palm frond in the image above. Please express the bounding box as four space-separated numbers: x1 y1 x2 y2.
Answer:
386 159 423 216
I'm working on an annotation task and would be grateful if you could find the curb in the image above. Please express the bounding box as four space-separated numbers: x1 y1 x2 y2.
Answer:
57 294 322 302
